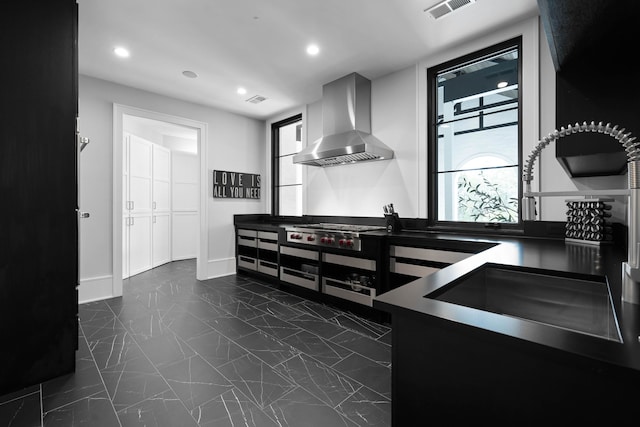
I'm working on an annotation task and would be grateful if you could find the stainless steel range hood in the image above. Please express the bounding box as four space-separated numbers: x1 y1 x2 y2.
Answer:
293 72 394 167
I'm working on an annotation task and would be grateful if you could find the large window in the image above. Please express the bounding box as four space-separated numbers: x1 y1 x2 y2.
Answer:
428 37 522 230
272 114 302 216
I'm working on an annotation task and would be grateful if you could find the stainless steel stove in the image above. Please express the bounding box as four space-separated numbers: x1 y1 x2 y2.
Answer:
284 223 385 251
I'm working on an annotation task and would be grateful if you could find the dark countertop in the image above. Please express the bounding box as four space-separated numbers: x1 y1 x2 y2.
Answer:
374 234 640 374
235 223 281 232
233 215 640 373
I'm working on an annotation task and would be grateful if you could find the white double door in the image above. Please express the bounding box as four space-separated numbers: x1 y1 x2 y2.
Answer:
123 134 171 278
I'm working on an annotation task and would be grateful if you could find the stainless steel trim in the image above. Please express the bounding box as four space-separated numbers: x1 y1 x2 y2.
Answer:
258 261 278 277
280 245 319 261
238 256 257 270
258 231 278 240
237 229 258 238
292 73 394 167
238 236 257 248
390 245 471 264
524 189 630 197
323 253 376 271
322 277 375 306
258 241 278 251
280 267 319 291
390 259 440 277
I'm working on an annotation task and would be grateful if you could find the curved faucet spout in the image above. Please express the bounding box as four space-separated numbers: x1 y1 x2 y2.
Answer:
522 121 638 221
521 120 640 304
523 121 637 187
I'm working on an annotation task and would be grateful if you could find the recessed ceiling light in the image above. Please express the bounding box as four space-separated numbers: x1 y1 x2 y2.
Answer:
113 46 130 58
237 87 247 95
497 81 508 88
182 70 198 78
306 44 319 56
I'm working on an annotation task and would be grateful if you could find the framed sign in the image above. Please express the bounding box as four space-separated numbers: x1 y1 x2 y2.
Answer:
212 170 261 199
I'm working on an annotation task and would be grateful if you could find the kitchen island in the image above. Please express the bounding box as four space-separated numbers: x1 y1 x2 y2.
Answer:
374 233 640 425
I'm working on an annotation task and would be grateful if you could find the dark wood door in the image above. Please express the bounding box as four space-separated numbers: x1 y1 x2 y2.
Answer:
0 0 79 395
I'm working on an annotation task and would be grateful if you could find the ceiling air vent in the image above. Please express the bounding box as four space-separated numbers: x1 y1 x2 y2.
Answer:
245 95 267 104
425 0 476 20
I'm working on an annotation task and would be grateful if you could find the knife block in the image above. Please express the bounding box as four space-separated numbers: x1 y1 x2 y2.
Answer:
385 213 401 233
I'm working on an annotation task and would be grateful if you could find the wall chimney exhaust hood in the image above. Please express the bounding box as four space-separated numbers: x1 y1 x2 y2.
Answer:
293 72 394 167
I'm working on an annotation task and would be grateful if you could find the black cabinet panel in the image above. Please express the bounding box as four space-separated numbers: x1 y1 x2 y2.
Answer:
0 1 78 395
538 0 640 177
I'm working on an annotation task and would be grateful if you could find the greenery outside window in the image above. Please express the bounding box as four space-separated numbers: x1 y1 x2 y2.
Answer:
272 114 302 216
428 37 522 230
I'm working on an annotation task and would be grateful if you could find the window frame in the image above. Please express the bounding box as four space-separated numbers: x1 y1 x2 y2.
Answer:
427 36 523 232
271 113 302 216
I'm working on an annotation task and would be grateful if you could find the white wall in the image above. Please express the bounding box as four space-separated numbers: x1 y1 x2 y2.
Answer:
163 135 197 154
78 75 265 302
280 16 629 225
303 65 419 218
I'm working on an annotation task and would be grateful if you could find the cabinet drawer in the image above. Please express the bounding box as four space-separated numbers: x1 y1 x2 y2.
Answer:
322 277 376 306
258 231 278 241
237 229 258 238
390 259 440 278
238 255 257 270
238 235 257 248
323 253 376 271
258 260 278 277
390 245 471 264
280 267 319 291
258 241 278 251
280 245 319 261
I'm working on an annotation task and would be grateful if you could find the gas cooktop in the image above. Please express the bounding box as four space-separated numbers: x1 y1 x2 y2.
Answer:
284 223 385 251
289 223 386 232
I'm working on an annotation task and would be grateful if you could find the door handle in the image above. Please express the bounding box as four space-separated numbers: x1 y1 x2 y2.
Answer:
79 136 90 152
79 212 90 219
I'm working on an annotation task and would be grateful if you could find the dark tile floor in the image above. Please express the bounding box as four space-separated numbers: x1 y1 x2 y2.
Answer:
0 259 392 426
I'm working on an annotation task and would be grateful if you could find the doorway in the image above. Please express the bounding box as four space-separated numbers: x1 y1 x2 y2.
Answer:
113 104 208 297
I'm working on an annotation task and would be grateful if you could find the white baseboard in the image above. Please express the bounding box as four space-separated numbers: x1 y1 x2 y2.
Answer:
78 275 114 304
207 257 236 279
173 254 196 261
79 258 235 303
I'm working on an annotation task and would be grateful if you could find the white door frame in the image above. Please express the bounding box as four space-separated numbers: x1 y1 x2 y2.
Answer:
113 104 208 296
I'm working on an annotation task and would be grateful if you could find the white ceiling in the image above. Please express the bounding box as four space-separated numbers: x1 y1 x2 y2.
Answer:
78 0 540 120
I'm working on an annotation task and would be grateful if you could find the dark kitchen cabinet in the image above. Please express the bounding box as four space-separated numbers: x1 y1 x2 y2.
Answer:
235 227 280 281
279 245 320 291
256 231 279 277
388 245 471 290
236 228 259 271
0 1 79 395
321 252 379 307
385 237 496 292
537 0 640 177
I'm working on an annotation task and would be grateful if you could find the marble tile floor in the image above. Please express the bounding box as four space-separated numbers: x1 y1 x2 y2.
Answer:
0 259 392 426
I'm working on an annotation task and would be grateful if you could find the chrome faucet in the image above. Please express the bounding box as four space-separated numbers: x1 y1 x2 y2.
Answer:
521 121 640 304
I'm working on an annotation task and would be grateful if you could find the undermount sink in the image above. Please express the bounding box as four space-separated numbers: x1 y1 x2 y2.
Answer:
426 264 622 343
